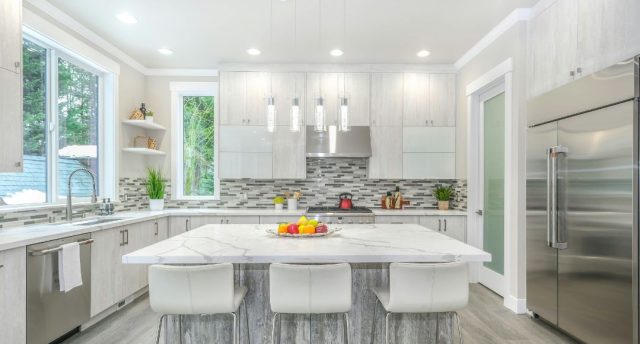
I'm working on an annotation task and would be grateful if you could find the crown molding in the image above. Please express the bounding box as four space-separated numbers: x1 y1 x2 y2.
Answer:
218 63 457 73
145 69 219 77
454 8 532 70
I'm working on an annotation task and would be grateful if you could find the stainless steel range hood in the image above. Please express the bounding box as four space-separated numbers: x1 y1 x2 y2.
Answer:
306 126 372 158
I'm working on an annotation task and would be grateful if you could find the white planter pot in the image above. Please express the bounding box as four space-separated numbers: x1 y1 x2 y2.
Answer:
287 199 298 211
149 199 164 211
145 116 154 123
274 203 284 211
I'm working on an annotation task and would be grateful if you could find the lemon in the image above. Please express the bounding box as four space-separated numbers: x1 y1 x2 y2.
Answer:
297 215 309 225
308 219 319 227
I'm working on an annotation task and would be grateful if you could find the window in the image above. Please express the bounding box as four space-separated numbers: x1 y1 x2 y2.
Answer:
0 36 113 207
171 82 219 200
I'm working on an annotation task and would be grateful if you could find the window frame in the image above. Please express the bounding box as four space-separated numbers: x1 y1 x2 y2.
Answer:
0 31 117 209
170 82 220 201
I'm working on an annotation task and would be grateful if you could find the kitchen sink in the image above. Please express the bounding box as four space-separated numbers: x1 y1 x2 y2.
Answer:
73 218 126 226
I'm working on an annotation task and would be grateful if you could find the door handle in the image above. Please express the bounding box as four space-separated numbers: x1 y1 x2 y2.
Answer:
119 230 125 246
547 145 568 249
443 219 447 232
220 219 224 224
154 221 159 236
226 219 230 224
438 219 442 231
475 210 483 215
125 229 129 245
186 219 190 231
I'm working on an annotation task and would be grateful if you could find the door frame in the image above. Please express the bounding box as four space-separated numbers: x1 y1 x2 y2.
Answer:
466 58 526 313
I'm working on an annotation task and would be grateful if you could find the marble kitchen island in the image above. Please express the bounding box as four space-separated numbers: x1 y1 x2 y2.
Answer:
123 224 490 344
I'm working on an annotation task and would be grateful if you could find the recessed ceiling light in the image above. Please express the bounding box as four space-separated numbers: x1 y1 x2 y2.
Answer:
417 50 431 57
246 48 261 56
330 49 344 57
157 48 174 55
115 12 137 24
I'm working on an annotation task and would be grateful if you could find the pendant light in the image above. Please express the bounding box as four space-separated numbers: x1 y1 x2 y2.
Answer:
266 1 276 133
339 95 350 132
338 0 350 132
290 97 300 132
314 97 325 132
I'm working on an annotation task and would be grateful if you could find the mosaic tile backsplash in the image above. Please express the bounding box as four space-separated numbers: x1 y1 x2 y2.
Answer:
0 158 466 229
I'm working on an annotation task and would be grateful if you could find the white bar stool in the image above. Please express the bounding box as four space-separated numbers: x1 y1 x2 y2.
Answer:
149 263 247 344
372 262 468 344
269 263 352 344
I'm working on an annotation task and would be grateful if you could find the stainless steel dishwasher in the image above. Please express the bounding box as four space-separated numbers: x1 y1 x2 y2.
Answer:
27 234 92 344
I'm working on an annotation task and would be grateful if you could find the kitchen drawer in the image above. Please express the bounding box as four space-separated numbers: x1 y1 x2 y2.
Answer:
375 215 420 224
419 215 466 242
260 216 302 224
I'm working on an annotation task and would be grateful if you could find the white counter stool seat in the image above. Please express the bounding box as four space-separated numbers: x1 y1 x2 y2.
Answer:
373 262 468 344
149 263 247 344
269 263 352 344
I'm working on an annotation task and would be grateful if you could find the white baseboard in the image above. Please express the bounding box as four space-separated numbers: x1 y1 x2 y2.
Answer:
479 266 504 296
81 287 149 331
504 294 527 314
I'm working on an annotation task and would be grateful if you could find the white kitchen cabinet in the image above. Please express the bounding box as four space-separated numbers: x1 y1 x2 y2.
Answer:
272 126 306 179
403 127 455 153
260 216 301 224
370 73 403 126
375 215 420 224
429 74 456 127
120 223 149 299
306 73 339 127
188 215 259 228
368 126 403 179
402 73 430 126
246 72 269 125
272 72 306 126
91 226 124 316
419 216 466 241
338 73 371 126
0 246 26 344
403 153 455 179
153 218 169 241
0 67 22 172
576 0 640 76
528 0 578 98
0 0 21 73
220 72 247 125
219 126 273 153
169 216 191 236
219 152 273 179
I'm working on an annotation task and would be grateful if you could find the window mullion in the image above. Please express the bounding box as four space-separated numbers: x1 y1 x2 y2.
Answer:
48 49 59 204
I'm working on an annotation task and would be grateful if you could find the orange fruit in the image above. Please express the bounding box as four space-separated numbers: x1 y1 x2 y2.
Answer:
278 223 289 234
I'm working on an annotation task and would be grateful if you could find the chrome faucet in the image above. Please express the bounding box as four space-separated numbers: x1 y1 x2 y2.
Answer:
66 168 98 222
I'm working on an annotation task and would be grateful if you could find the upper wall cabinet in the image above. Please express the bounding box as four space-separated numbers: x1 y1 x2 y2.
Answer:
338 73 371 126
306 73 339 127
0 0 21 73
220 71 268 125
371 73 403 126
403 73 456 127
528 0 640 97
0 0 22 172
271 72 306 126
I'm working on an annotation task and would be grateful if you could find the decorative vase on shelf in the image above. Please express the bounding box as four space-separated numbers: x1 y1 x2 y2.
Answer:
288 198 298 211
149 199 164 211
438 200 449 211
274 203 284 211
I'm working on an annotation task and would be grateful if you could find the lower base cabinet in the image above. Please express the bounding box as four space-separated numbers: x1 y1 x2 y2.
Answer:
0 246 26 344
419 216 466 242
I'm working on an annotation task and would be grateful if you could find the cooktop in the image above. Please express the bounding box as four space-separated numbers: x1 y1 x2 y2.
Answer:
306 206 373 214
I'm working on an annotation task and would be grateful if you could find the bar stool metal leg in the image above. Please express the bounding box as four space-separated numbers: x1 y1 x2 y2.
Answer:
155 314 166 344
271 312 281 344
343 312 351 344
231 312 238 344
243 300 251 344
384 312 392 344
178 314 183 344
435 313 439 344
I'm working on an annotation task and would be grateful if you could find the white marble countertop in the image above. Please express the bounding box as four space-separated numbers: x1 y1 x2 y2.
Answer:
122 224 490 264
0 208 467 252
371 209 467 216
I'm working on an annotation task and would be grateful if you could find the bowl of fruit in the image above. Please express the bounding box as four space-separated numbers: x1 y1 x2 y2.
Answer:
267 216 340 238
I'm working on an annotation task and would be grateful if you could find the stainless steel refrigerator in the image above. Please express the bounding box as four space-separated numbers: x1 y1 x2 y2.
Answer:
526 56 639 343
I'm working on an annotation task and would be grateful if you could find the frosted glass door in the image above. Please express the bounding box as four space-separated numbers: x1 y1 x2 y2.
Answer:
483 92 505 275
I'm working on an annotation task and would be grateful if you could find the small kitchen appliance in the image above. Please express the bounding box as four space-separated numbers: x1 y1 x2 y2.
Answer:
338 193 354 209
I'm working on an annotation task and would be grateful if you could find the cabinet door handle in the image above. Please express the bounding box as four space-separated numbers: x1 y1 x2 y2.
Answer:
444 219 447 232
220 219 224 224
186 219 190 231
14 61 20 68
154 221 159 236
125 230 129 245
247 119 251 124
576 67 582 75
226 219 230 224
438 219 442 231
0 264 4 269
119 230 125 246
569 70 576 77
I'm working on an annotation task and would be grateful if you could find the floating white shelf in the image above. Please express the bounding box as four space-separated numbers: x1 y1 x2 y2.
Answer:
122 148 166 156
122 120 166 131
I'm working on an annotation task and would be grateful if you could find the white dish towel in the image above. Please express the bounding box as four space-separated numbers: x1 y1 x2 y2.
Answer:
58 242 83 292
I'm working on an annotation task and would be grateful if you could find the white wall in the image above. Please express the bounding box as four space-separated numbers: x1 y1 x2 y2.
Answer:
455 21 528 303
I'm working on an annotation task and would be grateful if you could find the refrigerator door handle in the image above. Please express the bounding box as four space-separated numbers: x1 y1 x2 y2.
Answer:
547 145 569 249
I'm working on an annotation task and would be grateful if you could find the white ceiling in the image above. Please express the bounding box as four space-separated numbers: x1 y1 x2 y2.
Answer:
40 0 539 69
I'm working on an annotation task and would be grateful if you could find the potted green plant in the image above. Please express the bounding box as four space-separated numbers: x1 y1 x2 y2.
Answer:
273 196 285 211
433 185 454 210
145 110 155 123
146 168 166 211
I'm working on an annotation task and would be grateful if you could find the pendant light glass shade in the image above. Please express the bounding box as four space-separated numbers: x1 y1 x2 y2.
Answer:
314 97 325 132
339 97 350 132
266 96 276 133
290 97 301 132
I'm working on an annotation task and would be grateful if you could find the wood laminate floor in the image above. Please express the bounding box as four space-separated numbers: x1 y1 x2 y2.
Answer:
63 284 575 344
